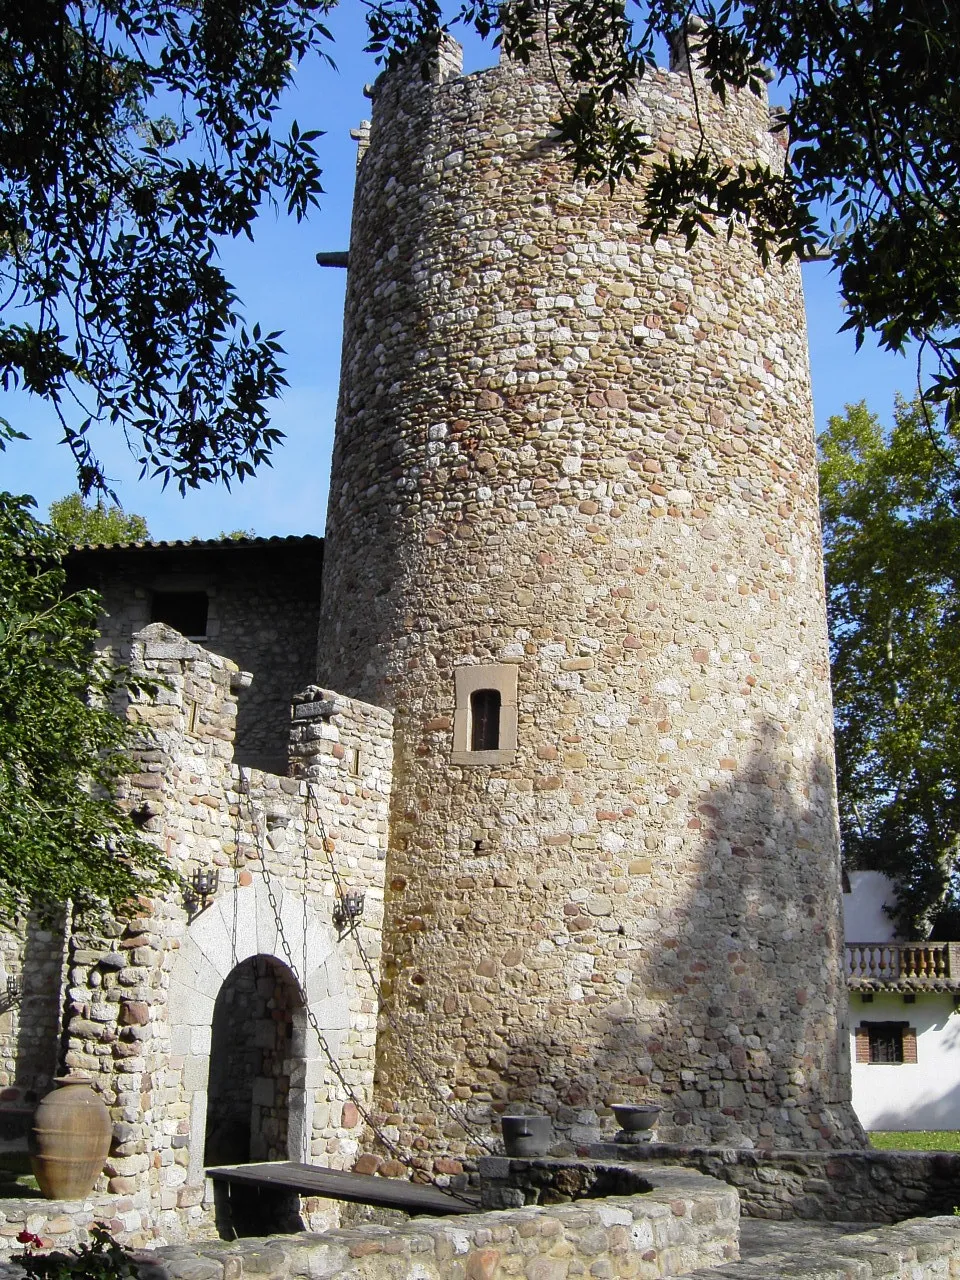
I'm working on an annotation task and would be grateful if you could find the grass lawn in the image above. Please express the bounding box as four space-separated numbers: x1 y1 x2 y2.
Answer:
869 1131 960 1151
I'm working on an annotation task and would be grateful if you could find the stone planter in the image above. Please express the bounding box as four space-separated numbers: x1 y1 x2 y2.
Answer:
611 1104 661 1133
30 1075 112 1200
500 1114 553 1158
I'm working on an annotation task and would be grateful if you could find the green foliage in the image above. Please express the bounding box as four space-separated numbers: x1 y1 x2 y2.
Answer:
367 1 960 420
0 493 174 921
0 0 333 494
15 1223 137 1280
47 495 150 546
819 399 960 935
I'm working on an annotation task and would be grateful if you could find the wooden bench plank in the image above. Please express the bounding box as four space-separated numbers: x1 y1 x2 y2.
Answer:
206 1162 478 1215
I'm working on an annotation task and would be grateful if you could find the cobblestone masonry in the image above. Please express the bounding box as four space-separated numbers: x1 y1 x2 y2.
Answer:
0 912 67 1118
5 1171 960 1279
0 1163 740 1271
686 1217 960 1280
585 1143 960 1223
317 29 863 1155
13 624 393 1246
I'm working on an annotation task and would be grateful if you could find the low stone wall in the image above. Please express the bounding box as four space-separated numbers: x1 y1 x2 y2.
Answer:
0 1165 738 1280
587 1142 960 1222
5 1170 960 1280
0 1187 345 1258
0 1191 214 1255
687 1215 960 1279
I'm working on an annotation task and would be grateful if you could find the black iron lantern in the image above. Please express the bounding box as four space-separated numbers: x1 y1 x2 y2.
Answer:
333 889 365 931
186 866 220 913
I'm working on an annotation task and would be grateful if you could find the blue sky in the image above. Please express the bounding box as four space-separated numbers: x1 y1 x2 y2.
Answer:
0 8 920 541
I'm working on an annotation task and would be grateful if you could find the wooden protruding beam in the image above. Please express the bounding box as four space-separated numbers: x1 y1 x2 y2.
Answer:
316 251 349 268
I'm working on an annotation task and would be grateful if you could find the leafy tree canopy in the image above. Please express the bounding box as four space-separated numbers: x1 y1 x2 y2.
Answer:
369 0 960 426
48 494 150 545
5 1 959 486
0 0 332 495
819 398 960 936
0 489 174 921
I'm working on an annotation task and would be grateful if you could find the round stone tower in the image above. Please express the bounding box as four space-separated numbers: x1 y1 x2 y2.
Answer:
317 30 864 1153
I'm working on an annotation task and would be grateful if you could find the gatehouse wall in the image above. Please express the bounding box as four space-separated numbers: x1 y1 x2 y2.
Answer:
65 537 324 773
1 623 391 1246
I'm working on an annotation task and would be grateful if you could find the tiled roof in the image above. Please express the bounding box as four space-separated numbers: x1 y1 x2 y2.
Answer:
65 533 323 552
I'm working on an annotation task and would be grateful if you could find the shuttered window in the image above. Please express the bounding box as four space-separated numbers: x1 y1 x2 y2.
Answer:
855 1021 917 1064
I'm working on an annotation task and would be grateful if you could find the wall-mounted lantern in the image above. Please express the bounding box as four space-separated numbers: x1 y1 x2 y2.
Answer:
333 890 365 932
0 974 21 1013
186 867 220 915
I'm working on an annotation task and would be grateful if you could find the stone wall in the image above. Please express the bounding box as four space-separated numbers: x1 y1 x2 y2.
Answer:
0 912 67 1124
0 1190 212 1257
687 1217 960 1280
53 625 392 1243
4 1185 960 1279
587 1143 960 1223
66 538 324 773
317 24 860 1156
0 1164 739 1272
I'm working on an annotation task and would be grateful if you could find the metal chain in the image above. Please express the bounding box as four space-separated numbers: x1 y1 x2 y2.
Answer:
245 786 477 1206
305 784 495 1155
232 770 249 969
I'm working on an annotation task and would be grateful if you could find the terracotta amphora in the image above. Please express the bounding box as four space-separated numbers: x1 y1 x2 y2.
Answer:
30 1075 112 1200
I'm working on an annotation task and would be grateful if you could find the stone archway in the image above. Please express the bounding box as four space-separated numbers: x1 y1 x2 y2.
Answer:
168 877 347 1184
204 954 304 1165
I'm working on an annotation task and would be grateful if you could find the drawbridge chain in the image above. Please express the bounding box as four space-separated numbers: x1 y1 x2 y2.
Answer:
238 773 477 1206
304 784 496 1156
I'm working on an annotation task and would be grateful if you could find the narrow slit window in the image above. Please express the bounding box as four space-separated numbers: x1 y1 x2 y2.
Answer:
470 689 501 752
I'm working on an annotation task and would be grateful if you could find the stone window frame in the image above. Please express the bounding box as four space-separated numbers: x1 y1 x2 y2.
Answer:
854 1021 918 1065
452 663 518 765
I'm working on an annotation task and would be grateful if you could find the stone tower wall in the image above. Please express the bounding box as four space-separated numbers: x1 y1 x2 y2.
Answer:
317 37 863 1153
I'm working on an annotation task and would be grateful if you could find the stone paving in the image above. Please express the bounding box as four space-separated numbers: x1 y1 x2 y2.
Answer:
738 1217 877 1259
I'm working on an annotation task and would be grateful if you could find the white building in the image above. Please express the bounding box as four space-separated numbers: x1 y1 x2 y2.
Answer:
844 870 960 1130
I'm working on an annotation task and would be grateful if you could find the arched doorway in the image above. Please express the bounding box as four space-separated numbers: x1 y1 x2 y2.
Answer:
167 877 350 1186
204 955 305 1166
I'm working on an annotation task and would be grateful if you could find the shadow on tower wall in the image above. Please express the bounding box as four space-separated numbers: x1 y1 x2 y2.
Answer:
492 719 863 1151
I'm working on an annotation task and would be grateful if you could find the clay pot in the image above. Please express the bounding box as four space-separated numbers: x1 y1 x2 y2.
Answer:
500 1113 553 1157
611 1103 661 1132
30 1076 112 1200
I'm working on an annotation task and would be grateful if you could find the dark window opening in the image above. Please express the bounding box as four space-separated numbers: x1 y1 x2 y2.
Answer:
151 590 208 638
868 1022 905 1063
470 688 501 751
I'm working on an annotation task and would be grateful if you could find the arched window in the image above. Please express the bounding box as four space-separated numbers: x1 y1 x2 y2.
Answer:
470 689 501 752
452 663 518 764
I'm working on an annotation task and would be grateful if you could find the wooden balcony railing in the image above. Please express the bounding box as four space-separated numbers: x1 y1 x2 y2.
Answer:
845 941 960 986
